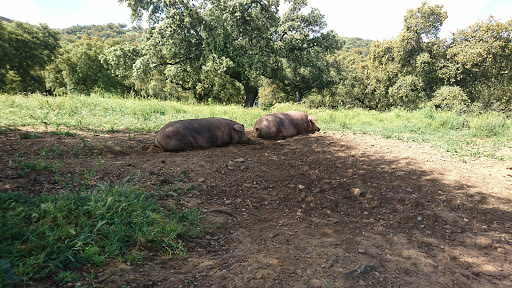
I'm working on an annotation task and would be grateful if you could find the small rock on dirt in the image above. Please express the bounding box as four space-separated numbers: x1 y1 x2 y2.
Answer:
454 273 469 284
255 269 276 279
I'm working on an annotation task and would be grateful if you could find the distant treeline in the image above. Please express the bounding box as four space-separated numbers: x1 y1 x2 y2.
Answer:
0 1 511 112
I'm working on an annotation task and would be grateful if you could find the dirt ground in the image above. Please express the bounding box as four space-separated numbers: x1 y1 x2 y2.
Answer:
1 127 512 288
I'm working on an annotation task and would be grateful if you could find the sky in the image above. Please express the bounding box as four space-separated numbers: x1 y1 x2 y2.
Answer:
1 0 511 40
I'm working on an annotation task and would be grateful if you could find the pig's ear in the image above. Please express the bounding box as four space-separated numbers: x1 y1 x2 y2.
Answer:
233 124 244 132
308 115 317 123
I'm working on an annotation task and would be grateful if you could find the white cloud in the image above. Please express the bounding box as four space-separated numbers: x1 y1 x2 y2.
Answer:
309 0 425 40
1 0 46 25
0 0 133 28
2 0 511 36
308 0 512 40
82 0 133 26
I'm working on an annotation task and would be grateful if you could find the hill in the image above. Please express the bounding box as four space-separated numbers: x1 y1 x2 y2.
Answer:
0 16 14 23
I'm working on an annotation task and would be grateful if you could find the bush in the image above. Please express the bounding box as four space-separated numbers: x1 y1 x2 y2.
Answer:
431 86 470 111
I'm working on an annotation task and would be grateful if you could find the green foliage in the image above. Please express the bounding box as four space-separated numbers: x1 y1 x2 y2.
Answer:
273 1 343 102
388 75 426 108
19 132 41 139
341 37 372 53
44 36 130 95
430 85 469 111
330 2 511 112
0 183 203 280
120 0 341 106
445 18 512 111
60 23 142 43
12 153 62 177
0 21 60 93
258 79 289 105
339 2 448 110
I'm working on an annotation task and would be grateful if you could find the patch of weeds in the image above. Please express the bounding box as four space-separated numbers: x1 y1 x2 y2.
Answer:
107 126 118 133
170 177 199 197
0 183 203 281
80 137 89 148
19 132 41 139
55 270 79 284
41 145 63 159
123 252 144 265
73 147 83 158
12 153 62 177
0 127 14 133
50 131 77 137
73 137 99 158
122 170 148 185
56 157 102 192
120 143 134 149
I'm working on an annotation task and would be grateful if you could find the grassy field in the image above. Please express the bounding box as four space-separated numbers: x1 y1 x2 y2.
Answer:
1 93 511 160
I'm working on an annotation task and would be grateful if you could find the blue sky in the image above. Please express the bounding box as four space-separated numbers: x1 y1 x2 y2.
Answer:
1 0 511 40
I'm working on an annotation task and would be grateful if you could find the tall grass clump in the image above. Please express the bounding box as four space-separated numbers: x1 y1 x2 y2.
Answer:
469 112 510 138
0 184 202 281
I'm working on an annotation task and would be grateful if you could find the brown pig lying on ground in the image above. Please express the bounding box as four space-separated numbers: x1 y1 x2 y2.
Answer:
254 111 320 139
155 117 253 152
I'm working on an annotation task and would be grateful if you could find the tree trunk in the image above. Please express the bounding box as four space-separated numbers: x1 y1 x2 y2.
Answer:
294 90 303 103
224 69 258 108
243 83 258 108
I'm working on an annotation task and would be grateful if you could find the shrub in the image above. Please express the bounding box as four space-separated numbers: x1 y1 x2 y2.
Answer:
431 86 470 111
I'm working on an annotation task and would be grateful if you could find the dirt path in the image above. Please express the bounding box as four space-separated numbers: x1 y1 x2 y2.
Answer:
1 129 511 287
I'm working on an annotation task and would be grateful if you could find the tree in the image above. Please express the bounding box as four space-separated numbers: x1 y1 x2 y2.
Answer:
348 1 447 109
0 21 60 93
120 0 341 107
273 0 343 102
60 23 142 44
444 18 512 110
44 36 129 95
0 21 11 90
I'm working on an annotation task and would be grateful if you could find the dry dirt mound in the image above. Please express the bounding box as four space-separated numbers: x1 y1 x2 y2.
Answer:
1 129 511 287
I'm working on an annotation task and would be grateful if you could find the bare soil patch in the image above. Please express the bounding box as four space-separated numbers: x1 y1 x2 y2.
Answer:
1 129 512 287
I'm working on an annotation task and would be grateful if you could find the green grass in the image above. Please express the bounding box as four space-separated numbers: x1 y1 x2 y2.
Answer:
1 93 511 159
0 183 202 281
311 106 511 159
12 153 62 177
19 132 41 139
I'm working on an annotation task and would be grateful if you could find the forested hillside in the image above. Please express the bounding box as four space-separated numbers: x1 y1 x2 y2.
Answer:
1 1 511 112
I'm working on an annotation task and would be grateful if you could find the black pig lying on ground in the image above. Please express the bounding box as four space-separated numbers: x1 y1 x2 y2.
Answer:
254 111 320 139
155 117 253 152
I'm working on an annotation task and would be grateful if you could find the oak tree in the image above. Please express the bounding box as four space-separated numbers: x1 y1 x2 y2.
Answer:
120 0 341 107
